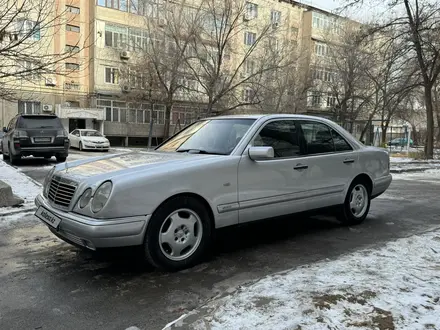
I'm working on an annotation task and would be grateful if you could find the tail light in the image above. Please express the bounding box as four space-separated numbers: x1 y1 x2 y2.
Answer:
13 130 28 138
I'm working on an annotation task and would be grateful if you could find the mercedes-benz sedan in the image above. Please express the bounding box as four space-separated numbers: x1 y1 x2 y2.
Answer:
35 114 392 271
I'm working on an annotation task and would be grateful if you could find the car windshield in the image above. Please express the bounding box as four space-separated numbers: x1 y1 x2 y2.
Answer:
17 116 63 129
156 119 256 155
82 130 102 137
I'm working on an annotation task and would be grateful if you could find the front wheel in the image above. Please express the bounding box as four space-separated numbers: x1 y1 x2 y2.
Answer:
144 196 213 271
79 142 83 151
337 180 371 226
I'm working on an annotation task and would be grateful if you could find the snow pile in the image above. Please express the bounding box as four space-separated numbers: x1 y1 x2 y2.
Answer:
168 228 440 330
0 160 41 217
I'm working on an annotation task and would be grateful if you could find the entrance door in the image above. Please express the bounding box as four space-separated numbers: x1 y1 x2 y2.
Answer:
68 118 86 132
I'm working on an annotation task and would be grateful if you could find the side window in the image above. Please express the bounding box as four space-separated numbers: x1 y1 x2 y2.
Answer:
299 121 334 155
253 120 301 158
331 129 353 152
8 117 17 131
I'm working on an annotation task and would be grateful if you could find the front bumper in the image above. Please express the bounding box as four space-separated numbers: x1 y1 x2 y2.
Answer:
35 194 150 250
83 143 110 150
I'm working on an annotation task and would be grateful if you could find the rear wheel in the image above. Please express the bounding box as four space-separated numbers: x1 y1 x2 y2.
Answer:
337 179 371 226
144 196 213 271
9 144 20 165
2 144 9 160
56 156 67 163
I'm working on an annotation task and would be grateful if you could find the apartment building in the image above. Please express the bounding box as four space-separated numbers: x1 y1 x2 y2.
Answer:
0 0 366 145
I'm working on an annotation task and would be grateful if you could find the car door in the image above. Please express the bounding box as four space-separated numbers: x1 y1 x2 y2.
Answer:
295 120 359 209
237 119 311 223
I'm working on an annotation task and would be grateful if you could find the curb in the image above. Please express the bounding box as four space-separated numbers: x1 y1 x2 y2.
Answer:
0 206 36 217
390 167 432 174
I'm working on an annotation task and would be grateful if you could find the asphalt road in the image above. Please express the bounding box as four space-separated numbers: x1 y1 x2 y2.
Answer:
1 153 440 330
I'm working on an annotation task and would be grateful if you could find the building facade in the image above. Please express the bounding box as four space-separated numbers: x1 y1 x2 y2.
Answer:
1 0 369 146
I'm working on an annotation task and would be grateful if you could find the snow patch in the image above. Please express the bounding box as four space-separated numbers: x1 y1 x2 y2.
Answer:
172 228 440 330
0 160 41 222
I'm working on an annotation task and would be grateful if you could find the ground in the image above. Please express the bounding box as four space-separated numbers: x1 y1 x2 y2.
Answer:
1 150 440 330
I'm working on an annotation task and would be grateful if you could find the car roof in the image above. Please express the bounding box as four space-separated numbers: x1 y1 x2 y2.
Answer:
204 114 333 121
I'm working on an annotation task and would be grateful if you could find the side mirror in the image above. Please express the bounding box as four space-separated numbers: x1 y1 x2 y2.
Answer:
248 146 274 161
2 127 7 133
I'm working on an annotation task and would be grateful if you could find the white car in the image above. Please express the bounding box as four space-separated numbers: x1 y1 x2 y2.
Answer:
68 129 110 151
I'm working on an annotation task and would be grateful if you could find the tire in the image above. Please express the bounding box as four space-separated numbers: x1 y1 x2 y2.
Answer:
79 142 83 151
337 179 371 226
144 196 213 271
56 156 67 163
2 144 8 160
9 144 20 165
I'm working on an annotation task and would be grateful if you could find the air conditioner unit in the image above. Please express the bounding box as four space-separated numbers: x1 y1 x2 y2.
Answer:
158 18 167 27
121 85 131 93
120 50 130 59
45 78 56 86
42 104 53 112
243 13 252 21
272 22 280 29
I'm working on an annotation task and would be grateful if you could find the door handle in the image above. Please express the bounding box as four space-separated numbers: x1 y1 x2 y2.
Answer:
343 158 355 164
294 164 308 170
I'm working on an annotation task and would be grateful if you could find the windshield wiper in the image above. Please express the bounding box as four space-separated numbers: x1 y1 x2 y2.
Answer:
37 126 55 128
176 149 226 155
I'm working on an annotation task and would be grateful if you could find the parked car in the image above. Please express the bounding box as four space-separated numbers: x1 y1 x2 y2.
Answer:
2 114 69 164
0 131 4 154
388 137 413 147
34 114 392 271
68 129 110 151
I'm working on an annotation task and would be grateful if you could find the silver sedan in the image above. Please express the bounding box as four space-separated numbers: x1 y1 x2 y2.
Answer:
34 114 392 271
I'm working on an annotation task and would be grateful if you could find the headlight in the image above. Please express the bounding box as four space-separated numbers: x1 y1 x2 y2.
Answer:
91 181 112 213
43 167 56 196
79 188 92 209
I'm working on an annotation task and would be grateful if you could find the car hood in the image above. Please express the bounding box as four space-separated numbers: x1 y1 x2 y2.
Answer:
80 136 107 142
56 151 221 181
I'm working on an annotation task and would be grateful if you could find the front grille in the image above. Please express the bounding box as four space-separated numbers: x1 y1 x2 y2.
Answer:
47 175 77 208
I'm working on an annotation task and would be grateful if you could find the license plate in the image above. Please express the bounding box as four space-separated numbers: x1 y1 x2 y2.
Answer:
34 137 51 143
35 206 62 229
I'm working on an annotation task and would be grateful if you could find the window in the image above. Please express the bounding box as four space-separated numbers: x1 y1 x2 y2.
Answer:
66 24 80 32
245 2 258 19
245 60 255 75
128 28 148 51
244 32 256 46
66 45 80 53
271 10 281 24
327 93 337 107
105 24 128 49
269 38 279 51
65 63 80 70
105 67 119 84
331 129 352 151
315 42 328 56
64 82 80 90
312 12 342 34
310 91 321 107
97 0 128 11
253 120 300 158
152 105 165 124
18 101 41 115
242 88 256 102
20 61 39 80
17 19 40 40
299 121 335 155
312 67 335 82
66 5 80 14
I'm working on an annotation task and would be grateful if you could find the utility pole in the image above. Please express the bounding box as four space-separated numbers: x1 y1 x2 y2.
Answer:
147 83 154 150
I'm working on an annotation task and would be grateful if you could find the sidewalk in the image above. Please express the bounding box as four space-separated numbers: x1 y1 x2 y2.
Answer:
390 156 440 174
163 227 440 330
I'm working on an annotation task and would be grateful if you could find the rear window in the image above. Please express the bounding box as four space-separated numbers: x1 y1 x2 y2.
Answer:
17 116 63 129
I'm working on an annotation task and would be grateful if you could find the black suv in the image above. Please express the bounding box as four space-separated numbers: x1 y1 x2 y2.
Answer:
1 114 69 164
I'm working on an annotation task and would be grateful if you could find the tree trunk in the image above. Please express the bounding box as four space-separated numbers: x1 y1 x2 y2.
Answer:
163 103 172 139
424 86 435 159
411 123 418 146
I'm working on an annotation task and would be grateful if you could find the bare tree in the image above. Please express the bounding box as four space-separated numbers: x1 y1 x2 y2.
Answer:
340 0 440 158
184 0 293 115
319 24 376 133
0 0 89 99
361 36 419 143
